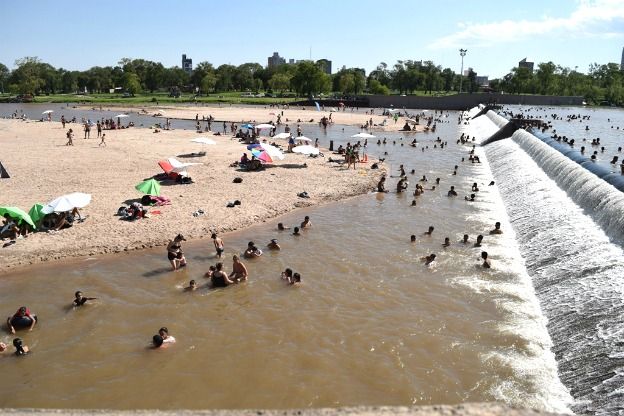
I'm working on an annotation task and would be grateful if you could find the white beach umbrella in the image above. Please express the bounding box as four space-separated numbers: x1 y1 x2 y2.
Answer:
115 114 129 118
168 157 203 177
406 119 418 124
42 192 92 214
191 138 216 145
274 132 291 139
387 109 399 113
292 145 320 155
259 143 285 160
255 123 274 130
297 135 313 142
351 133 376 139
42 110 54 114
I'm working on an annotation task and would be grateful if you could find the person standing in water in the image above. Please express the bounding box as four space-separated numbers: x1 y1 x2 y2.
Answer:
166 234 187 270
12 338 29 356
481 251 491 268
212 233 224 258
489 222 503 234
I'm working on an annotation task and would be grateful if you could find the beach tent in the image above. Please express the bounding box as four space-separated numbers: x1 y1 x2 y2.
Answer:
0 161 9 178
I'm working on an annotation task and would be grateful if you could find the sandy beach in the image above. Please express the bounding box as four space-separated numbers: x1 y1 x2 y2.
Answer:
0 117 384 272
79 103 428 133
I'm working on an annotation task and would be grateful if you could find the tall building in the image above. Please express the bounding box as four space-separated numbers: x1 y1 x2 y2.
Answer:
621 47 624 70
316 59 332 74
268 52 286 69
518 58 534 73
182 54 193 74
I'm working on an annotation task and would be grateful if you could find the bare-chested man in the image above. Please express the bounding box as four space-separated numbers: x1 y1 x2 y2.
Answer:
230 255 248 282
212 233 224 258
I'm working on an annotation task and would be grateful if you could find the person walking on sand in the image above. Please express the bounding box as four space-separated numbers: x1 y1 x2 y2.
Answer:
84 122 91 139
65 128 74 146
97 120 102 138
212 233 224 258
99 133 106 147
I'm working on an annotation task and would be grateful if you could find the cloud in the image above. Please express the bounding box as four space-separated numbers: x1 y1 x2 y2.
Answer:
429 0 624 49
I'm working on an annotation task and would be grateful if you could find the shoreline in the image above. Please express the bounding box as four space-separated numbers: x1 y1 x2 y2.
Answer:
75 103 429 133
0 117 384 274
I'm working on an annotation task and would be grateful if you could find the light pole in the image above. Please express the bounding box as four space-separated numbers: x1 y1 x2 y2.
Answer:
459 49 467 93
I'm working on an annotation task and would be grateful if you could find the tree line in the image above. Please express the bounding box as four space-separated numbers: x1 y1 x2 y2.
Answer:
0 56 622 105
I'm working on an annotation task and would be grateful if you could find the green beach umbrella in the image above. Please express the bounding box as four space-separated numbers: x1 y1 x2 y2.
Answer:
135 178 161 196
28 203 46 225
0 206 36 229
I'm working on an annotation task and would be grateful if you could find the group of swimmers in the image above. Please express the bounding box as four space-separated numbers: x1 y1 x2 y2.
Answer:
2 291 97 357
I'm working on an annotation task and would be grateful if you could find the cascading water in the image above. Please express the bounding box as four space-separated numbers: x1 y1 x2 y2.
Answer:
471 113 624 415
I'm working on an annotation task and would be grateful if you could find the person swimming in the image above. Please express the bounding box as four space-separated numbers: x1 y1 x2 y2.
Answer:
442 237 450 247
73 291 97 306
6 306 36 334
465 193 476 201
267 239 281 250
185 280 198 291
489 222 503 234
421 253 437 266
152 334 164 348
396 178 408 193
471 183 479 192
301 216 312 229
12 338 29 356
290 273 301 285
481 251 491 268
293 227 300 236
204 265 216 279
411 200 417 206
410 235 416 243
474 234 484 247
159 327 176 344
281 268 293 281
447 186 458 197
462 234 469 244
230 255 249 281
244 241 262 258
424 226 434 235
277 223 290 231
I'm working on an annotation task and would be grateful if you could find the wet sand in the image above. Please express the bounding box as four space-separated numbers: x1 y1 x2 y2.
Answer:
0 118 382 272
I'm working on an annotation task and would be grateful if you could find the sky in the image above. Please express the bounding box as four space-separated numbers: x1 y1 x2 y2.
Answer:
1 0 623 78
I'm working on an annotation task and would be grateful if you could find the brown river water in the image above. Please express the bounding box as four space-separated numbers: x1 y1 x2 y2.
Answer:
0 108 571 412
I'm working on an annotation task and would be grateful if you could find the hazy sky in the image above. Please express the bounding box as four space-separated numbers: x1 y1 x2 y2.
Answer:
1 0 623 78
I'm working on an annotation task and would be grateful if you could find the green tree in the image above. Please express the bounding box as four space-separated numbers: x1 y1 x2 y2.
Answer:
10 57 45 95
268 73 291 92
368 79 390 95
124 72 141 95
290 61 330 97
201 72 217 94
0 63 9 93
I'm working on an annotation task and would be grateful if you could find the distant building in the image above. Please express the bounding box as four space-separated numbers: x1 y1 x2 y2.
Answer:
518 58 534 73
288 59 295 64
476 75 489 87
463 67 474 77
621 47 624 70
182 54 192 74
268 52 286 69
316 59 332 74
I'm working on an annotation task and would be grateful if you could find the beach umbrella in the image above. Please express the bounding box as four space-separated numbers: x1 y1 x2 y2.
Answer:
168 157 203 177
42 193 92 214
28 203 45 225
135 179 161 196
406 119 418 124
295 137 312 143
292 145 320 155
115 114 129 118
330 107 338 112
255 123 274 130
0 206 36 229
351 133 376 139
42 110 54 114
314 102 321 111
241 123 254 129
274 132 291 139
251 149 273 163
259 143 284 160
191 138 216 145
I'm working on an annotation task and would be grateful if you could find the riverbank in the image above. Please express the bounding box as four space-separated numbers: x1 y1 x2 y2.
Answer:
0 119 381 272
76 103 428 133
0 404 565 416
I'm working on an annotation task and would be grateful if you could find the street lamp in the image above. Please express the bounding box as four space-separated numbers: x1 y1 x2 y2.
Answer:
459 49 467 93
